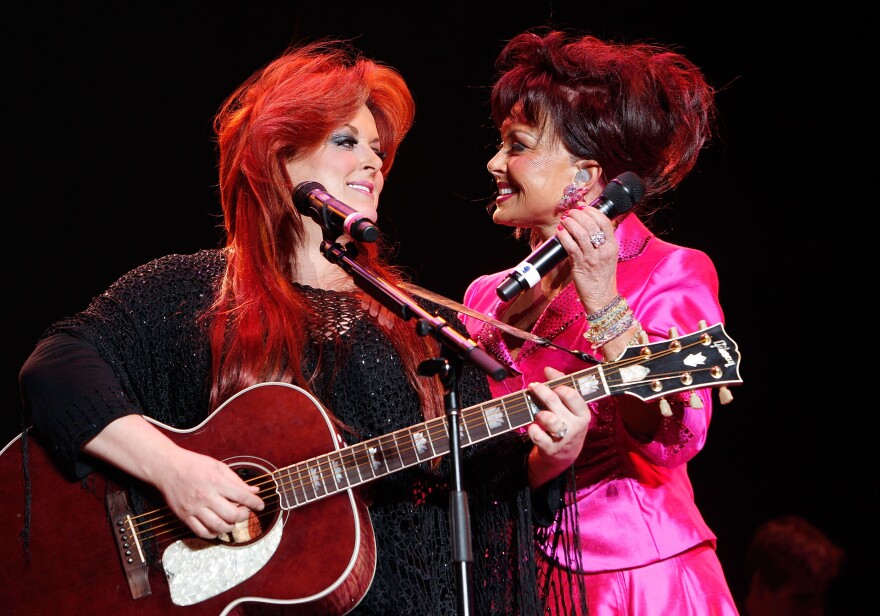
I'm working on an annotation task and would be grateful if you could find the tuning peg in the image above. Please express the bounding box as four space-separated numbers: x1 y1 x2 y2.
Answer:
668 326 679 339
719 386 733 405
637 330 649 344
698 319 708 330
658 397 673 417
689 393 704 409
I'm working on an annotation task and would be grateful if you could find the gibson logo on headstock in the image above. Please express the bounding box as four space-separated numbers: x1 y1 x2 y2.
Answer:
712 339 736 368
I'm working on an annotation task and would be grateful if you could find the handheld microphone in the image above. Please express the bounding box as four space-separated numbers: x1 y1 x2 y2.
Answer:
495 171 646 301
293 181 380 243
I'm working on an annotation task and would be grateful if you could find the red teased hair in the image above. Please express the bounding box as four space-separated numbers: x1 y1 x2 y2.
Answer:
204 40 442 420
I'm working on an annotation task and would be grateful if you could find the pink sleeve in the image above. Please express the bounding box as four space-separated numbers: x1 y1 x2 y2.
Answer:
618 247 723 466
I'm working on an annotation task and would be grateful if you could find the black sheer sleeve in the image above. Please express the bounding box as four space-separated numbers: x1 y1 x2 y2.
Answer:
20 333 140 479
18 250 223 479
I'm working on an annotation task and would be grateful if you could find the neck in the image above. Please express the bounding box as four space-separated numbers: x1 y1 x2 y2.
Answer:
540 261 573 298
291 222 359 291
502 265 571 334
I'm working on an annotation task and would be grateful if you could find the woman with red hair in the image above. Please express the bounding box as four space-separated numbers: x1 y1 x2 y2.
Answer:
16 40 587 614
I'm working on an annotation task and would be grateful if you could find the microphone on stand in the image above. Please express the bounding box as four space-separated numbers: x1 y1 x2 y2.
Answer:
293 181 380 243
495 171 646 301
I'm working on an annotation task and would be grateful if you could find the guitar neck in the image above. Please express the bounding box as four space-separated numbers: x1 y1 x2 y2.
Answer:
272 363 609 509
272 321 741 511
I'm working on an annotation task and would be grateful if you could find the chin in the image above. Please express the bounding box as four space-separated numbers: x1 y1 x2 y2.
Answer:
492 210 518 227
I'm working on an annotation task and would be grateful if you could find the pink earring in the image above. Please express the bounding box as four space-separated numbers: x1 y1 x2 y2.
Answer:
556 169 592 212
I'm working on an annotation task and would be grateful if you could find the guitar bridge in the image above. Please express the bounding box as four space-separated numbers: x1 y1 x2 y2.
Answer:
106 489 152 599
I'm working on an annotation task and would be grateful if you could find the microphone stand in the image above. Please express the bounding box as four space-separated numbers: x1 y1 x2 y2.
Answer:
319 239 506 615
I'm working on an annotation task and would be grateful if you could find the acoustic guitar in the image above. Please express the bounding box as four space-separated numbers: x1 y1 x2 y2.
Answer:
0 322 741 615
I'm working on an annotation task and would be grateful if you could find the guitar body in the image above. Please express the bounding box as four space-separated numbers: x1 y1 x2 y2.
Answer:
0 383 376 615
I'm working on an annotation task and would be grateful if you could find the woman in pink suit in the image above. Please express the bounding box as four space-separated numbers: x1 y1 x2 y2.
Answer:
461 29 739 615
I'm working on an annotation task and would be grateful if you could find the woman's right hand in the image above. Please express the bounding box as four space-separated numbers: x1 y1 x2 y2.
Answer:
82 415 264 539
152 447 266 539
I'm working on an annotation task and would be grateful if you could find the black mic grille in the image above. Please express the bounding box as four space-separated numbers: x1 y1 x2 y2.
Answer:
293 181 325 213
597 171 645 217
612 171 646 208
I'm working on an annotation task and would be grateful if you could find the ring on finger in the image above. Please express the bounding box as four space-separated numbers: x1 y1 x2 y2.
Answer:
589 231 607 248
550 421 569 441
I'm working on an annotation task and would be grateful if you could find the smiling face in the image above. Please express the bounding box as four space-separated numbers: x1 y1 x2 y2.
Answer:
487 114 580 238
285 104 386 223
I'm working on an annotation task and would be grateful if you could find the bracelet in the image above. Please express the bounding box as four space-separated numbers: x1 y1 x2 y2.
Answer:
585 295 624 321
583 296 636 349
628 325 646 346
584 311 634 348
606 321 644 362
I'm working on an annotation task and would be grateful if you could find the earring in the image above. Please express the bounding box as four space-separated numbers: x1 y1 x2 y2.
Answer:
556 183 590 212
556 169 592 212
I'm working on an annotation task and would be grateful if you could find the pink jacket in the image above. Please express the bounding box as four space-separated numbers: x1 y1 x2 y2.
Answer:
461 214 725 572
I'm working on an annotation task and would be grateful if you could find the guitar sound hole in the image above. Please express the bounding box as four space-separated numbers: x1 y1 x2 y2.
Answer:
214 464 280 546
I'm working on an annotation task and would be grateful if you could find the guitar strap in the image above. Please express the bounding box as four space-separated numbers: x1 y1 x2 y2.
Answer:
398 282 599 364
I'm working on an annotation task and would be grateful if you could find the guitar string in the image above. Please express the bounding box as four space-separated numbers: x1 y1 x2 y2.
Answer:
399 282 600 365
130 364 723 546
127 335 721 544
125 331 724 546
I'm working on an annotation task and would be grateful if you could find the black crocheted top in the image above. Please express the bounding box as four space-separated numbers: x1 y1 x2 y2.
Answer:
20 249 550 615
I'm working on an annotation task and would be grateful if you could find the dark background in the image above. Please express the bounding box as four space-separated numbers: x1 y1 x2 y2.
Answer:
7 2 872 613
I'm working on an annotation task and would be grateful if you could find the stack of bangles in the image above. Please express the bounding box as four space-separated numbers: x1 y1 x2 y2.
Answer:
583 295 642 353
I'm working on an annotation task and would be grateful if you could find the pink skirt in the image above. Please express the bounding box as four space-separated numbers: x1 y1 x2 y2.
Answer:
540 542 740 616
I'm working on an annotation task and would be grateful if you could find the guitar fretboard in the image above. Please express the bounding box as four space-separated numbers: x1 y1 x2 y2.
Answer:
270 322 740 510
273 365 607 509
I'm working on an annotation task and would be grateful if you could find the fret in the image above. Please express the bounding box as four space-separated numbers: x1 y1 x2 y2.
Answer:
303 460 322 501
503 398 518 431
350 443 375 484
461 407 482 443
292 462 311 504
274 467 295 509
431 422 450 457
373 433 403 475
483 400 509 438
501 390 536 429
329 449 349 492
401 427 426 466
424 418 442 459
572 367 604 402
315 458 330 495
456 418 471 447
458 413 473 445
337 447 361 487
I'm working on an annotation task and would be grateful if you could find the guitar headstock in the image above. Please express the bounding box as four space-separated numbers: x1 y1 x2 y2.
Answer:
607 322 742 406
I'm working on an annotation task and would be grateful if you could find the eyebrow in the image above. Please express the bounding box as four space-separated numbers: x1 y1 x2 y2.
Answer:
340 123 381 146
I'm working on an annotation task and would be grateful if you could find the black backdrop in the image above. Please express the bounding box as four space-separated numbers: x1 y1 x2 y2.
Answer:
7 2 873 612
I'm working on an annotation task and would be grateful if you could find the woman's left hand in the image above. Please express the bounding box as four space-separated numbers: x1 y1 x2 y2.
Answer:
526 366 591 488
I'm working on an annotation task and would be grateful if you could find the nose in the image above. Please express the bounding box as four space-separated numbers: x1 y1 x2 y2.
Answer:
363 147 383 171
487 148 505 177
